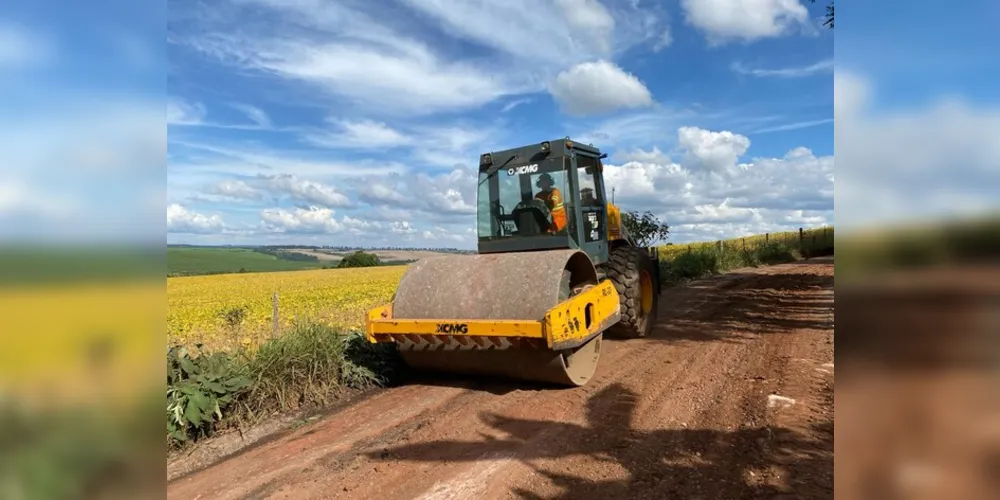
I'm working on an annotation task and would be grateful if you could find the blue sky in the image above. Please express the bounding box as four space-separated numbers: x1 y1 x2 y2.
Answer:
162 0 834 247
13 0 995 249
835 0 1000 229
0 0 163 244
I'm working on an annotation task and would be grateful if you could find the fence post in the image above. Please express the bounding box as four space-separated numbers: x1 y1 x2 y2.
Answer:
742 237 746 251
799 228 804 247
272 292 279 339
766 233 769 243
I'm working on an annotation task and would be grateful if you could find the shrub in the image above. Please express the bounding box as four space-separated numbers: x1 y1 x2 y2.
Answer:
756 241 801 265
337 250 381 268
166 323 401 448
166 345 251 445
659 238 808 285
239 324 382 420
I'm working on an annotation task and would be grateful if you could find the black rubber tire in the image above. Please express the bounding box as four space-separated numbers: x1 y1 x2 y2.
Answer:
603 246 658 338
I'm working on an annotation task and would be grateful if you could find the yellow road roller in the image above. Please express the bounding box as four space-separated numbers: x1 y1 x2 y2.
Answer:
365 138 662 386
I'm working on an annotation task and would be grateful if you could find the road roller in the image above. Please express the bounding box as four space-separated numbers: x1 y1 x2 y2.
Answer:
364 138 662 387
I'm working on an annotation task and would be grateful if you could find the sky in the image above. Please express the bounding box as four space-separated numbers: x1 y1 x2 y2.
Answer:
835 1 1000 230
0 1 996 249
164 0 834 247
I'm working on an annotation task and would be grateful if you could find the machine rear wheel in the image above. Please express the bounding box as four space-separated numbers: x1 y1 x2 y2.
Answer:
604 246 658 338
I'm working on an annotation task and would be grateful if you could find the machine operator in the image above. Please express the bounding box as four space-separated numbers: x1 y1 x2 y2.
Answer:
535 173 567 233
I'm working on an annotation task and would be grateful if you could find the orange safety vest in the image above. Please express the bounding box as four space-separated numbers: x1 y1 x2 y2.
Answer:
535 188 567 232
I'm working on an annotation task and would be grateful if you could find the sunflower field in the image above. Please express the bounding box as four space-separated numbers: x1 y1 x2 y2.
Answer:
167 265 407 351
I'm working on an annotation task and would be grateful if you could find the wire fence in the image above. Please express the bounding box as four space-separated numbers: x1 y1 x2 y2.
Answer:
663 226 835 257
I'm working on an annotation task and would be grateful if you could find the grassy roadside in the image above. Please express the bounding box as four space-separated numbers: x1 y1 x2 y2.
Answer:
166 324 402 450
656 226 835 284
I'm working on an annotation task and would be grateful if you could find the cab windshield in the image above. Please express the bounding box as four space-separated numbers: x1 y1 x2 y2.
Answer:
477 156 573 242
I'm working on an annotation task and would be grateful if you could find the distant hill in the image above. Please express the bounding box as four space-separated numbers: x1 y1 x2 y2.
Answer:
166 246 471 277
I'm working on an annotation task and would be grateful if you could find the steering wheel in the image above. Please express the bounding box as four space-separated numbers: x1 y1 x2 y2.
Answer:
511 199 553 234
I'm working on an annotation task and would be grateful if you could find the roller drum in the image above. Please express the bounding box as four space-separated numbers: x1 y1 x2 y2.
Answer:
391 249 603 386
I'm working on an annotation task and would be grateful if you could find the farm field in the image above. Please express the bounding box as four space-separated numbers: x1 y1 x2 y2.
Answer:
657 226 835 259
169 257 837 498
167 265 407 350
167 246 462 276
288 248 458 263
166 229 836 350
167 247 327 276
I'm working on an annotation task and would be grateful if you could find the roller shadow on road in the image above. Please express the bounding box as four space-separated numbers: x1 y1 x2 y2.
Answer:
361 382 833 499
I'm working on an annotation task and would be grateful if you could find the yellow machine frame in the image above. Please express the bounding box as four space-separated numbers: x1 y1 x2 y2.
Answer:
366 279 621 351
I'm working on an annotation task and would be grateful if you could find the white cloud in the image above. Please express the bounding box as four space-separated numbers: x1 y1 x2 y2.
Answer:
259 206 344 234
603 160 692 208
836 68 1000 229
0 181 78 218
209 179 261 200
680 0 811 45
358 166 478 219
390 221 415 234
301 118 495 170
395 0 651 65
653 28 674 52
601 130 833 243
167 99 206 125
731 58 833 77
206 174 350 208
172 0 666 117
167 203 226 234
174 0 531 116
0 21 53 68
566 104 709 152
305 119 411 149
613 145 673 165
229 103 271 128
170 140 408 177
676 126 751 172
0 92 164 243
549 60 654 116
258 174 351 207
501 98 532 113
553 0 616 54
752 118 833 134
834 70 870 120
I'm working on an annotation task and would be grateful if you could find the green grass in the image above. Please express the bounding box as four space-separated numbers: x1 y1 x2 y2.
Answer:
167 247 327 276
656 226 835 284
166 323 401 449
834 215 1000 279
0 245 163 286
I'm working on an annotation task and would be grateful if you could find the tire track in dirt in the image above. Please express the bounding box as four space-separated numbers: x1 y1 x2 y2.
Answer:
167 257 835 500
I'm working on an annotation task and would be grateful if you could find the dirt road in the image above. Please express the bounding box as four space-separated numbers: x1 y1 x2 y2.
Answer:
168 256 835 500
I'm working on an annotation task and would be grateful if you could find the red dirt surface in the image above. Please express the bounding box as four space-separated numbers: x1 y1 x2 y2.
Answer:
167 256 835 500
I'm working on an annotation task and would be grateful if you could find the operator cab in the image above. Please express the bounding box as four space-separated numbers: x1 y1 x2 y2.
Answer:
477 139 609 261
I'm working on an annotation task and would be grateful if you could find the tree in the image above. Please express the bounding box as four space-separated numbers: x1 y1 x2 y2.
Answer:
621 211 670 248
812 0 834 29
337 250 381 268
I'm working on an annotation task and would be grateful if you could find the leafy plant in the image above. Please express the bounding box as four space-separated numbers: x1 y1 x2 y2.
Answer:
337 250 381 268
621 210 670 247
166 344 251 445
220 305 247 330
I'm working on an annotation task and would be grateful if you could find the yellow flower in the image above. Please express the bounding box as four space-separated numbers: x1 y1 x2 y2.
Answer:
167 266 406 351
